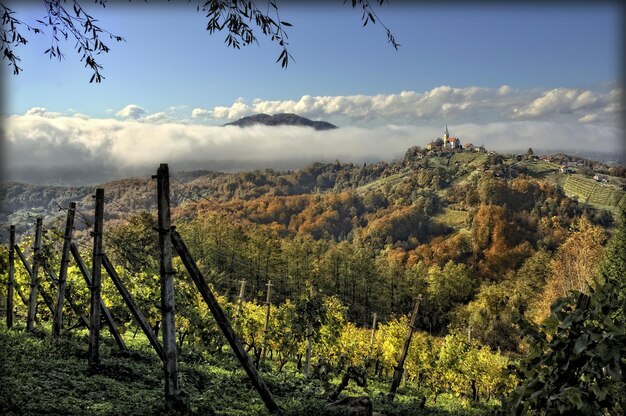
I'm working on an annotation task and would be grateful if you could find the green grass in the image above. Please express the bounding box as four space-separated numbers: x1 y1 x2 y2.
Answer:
433 208 469 230
523 161 560 177
0 324 492 416
356 168 412 195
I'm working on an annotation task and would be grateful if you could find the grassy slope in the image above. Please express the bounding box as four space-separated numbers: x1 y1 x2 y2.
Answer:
0 325 488 416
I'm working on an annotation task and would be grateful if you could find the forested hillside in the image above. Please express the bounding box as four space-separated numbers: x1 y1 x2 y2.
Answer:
1 147 625 415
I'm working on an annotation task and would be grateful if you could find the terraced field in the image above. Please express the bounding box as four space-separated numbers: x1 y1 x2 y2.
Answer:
563 175 626 213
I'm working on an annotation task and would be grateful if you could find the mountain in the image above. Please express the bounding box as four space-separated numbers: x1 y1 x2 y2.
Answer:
223 113 337 130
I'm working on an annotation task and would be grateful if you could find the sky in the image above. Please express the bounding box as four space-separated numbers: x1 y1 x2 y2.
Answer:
2 0 624 184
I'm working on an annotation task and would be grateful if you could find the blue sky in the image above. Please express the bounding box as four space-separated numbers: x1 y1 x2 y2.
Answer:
2 1 624 184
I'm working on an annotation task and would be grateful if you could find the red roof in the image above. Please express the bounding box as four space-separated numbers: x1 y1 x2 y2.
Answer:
447 137 459 142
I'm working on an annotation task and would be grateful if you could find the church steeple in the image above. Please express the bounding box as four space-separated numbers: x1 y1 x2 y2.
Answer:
444 125 449 141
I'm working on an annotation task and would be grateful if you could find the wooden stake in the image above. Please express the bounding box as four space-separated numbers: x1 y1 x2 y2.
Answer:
367 313 378 359
53 202 76 338
6 226 15 328
260 280 272 365
305 286 314 379
155 164 180 401
70 243 127 351
89 189 105 369
171 230 280 413
26 218 42 331
389 294 422 400
235 279 246 318
102 253 165 362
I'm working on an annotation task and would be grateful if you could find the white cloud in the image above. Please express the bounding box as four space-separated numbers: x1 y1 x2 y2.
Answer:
191 108 212 118
24 107 61 118
3 112 623 185
116 104 146 119
203 85 620 126
578 113 599 123
144 112 170 123
511 88 603 119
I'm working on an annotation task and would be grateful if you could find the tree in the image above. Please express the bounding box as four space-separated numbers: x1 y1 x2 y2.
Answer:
508 213 626 415
1 0 398 82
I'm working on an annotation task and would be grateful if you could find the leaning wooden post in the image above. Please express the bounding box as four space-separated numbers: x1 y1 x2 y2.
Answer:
26 218 42 331
260 280 272 365
44 263 90 329
6 225 15 328
16 246 56 316
89 189 105 369
102 253 165 362
389 294 422 400
155 164 180 401
171 230 280 413
70 243 126 351
53 202 76 338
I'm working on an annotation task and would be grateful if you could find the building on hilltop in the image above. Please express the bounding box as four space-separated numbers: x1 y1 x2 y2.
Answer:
443 126 461 150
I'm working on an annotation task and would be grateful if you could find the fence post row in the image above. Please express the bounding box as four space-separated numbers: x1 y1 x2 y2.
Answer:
6 225 15 328
389 294 422 400
155 163 180 402
26 218 42 331
53 201 76 338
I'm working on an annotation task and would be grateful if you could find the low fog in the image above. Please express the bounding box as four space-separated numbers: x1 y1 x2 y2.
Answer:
1 113 623 186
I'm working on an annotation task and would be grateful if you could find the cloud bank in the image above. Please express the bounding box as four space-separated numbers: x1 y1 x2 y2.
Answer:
3 107 623 185
191 85 622 126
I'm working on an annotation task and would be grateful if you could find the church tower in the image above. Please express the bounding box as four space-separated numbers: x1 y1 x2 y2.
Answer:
444 125 449 141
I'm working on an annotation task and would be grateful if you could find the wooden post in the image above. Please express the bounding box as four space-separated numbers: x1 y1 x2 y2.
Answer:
260 280 272 365
102 253 165 362
70 243 127 351
53 202 76 338
235 279 246 318
367 313 378 360
389 294 422 400
155 164 180 401
6 226 15 328
171 230 280 413
44 263 90 329
16 246 55 316
305 286 314 379
26 218 42 331
89 189 105 369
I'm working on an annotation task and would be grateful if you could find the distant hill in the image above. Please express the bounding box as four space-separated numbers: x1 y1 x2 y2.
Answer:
223 113 337 130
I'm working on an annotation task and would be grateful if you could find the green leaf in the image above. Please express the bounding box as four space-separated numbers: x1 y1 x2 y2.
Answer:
573 334 590 355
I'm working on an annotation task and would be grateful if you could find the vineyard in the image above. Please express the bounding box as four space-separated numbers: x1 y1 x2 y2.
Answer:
563 175 626 213
1 155 625 415
0 164 513 416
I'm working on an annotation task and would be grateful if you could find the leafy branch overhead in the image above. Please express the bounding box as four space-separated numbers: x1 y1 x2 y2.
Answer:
0 0 399 82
